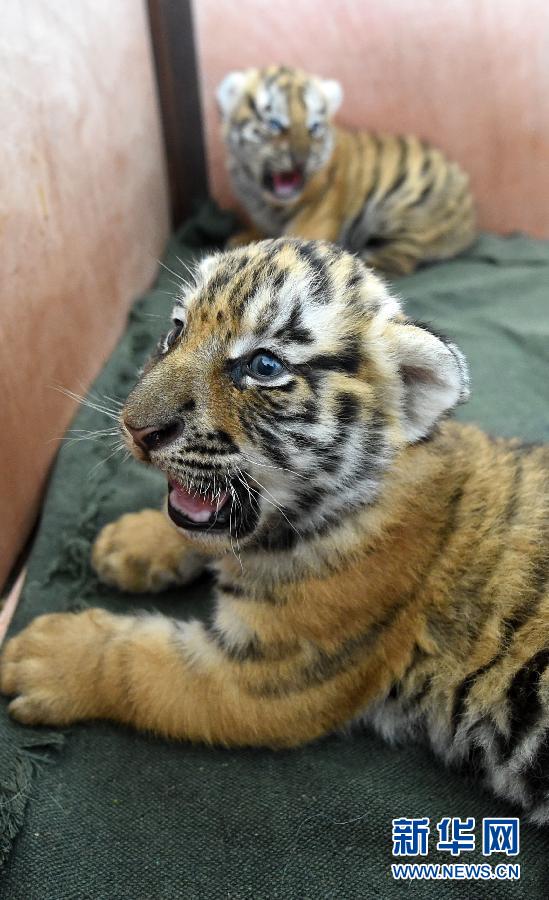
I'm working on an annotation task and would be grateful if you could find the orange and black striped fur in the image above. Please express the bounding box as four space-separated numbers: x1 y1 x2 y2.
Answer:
218 66 476 275
3 239 549 822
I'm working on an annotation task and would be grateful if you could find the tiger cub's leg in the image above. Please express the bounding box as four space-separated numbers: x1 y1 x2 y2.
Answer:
92 509 206 593
1 607 332 746
361 240 421 277
447 630 549 822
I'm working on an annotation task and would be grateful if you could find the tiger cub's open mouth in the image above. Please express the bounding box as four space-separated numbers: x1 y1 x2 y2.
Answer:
167 475 258 537
263 165 305 201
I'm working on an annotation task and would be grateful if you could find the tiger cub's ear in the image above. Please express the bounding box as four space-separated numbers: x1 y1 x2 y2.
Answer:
319 78 343 115
391 322 470 443
217 71 253 118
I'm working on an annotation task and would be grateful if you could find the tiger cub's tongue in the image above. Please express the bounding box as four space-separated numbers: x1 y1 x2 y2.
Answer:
169 481 228 524
272 169 301 197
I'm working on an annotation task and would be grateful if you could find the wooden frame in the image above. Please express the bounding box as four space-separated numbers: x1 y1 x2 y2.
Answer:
147 0 208 226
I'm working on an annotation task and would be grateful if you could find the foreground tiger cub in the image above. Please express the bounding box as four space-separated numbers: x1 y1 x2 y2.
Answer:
2 240 548 821
218 65 476 275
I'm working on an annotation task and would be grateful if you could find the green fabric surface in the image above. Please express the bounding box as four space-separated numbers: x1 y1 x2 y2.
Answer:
1 204 549 898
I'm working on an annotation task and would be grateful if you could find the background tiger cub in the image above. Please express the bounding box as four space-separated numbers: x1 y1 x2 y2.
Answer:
217 65 476 275
3 239 549 822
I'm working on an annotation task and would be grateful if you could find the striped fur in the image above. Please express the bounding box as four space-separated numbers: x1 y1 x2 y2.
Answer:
218 66 476 275
3 240 548 824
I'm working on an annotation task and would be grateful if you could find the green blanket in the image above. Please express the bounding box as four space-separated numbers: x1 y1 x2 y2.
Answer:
2 206 549 898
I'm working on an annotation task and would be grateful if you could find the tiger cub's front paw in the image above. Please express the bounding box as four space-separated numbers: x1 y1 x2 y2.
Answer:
92 509 205 593
0 608 127 726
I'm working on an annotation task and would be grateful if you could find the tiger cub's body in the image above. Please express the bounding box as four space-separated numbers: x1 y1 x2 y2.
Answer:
2 239 548 822
218 66 476 275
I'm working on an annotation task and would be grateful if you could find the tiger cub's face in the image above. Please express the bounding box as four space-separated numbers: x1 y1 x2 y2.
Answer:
217 66 343 204
122 240 469 554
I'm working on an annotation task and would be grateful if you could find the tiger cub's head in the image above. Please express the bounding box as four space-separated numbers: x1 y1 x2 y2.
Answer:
217 66 342 204
122 240 469 553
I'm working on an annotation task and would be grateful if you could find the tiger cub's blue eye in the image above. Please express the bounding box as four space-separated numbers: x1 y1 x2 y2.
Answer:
267 119 284 134
309 121 324 137
247 351 285 379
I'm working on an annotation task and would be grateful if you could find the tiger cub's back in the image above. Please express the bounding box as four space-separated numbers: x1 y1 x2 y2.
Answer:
334 128 476 274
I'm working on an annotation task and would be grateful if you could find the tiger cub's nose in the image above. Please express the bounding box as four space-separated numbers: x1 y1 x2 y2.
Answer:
125 419 183 452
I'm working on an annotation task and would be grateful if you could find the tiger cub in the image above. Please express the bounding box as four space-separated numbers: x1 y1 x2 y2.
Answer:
3 239 549 822
217 65 476 275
